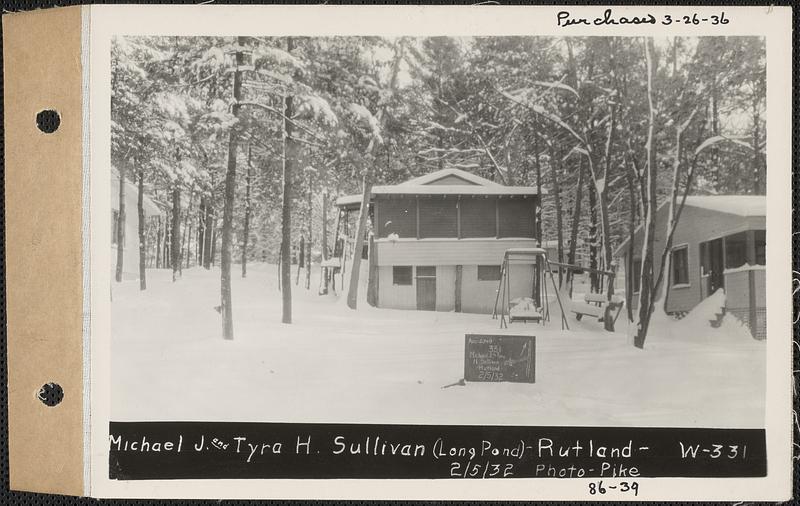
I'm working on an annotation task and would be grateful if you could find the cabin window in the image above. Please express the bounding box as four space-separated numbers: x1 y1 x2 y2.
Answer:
754 230 766 265
724 232 748 269
418 198 457 238
111 209 121 246
631 258 642 293
477 265 502 281
498 199 535 238
671 245 689 286
460 198 496 238
392 266 412 285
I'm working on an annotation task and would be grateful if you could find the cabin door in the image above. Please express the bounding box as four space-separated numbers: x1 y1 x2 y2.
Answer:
707 238 725 293
416 266 437 311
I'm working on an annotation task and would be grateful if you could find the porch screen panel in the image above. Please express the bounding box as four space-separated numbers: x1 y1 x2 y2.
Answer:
376 198 416 239
460 198 496 238
724 232 748 269
418 198 458 238
498 198 535 238
754 230 765 265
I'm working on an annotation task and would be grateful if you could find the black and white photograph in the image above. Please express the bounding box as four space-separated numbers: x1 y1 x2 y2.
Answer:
74 5 795 499
109 32 768 428
2 2 793 501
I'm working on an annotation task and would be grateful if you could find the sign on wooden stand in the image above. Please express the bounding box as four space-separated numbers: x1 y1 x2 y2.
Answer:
464 334 535 383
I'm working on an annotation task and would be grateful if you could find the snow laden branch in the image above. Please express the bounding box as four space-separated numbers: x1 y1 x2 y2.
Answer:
437 100 509 184
529 79 580 99
347 103 384 146
236 101 327 143
498 88 587 147
694 134 753 155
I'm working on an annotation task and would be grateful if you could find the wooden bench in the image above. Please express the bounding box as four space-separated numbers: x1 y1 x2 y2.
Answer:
571 293 624 325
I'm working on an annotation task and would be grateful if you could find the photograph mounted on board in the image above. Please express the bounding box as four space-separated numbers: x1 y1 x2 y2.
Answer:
109 34 767 429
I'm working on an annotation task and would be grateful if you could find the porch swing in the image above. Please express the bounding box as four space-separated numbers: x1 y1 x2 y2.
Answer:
492 248 570 330
547 261 625 330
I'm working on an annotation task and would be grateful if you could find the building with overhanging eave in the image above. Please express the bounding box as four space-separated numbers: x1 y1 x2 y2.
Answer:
614 195 766 339
335 168 544 314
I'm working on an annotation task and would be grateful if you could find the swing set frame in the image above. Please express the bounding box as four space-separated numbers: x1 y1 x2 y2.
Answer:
491 248 570 330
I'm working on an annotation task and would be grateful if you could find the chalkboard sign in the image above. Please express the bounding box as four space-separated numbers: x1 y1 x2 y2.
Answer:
464 334 535 383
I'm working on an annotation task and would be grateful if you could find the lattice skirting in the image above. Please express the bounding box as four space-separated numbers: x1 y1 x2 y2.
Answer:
726 306 767 340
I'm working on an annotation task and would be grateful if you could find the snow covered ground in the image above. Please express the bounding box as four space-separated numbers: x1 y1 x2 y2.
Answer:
111 263 765 428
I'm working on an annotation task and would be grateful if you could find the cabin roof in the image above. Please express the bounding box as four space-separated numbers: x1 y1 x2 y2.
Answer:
335 168 544 208
399 167 504 187
613 195 766 258
681 195 765 217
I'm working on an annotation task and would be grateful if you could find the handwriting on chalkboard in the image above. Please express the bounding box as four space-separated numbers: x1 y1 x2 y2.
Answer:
464 334 535 383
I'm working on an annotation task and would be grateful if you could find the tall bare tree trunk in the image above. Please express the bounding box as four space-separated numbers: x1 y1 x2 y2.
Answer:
710 81 720 191
171 182 181 282
587 175 599 292
549 143 565 287
625 171 637 322
203 201 214 269
196 201 204 265
305 177 312 290
346 40 402 309
242 146 252 278
346 169 373 309
280 36 295 324
137 168 146 290
635 37 658 349
532 124 542 304
305 239 312 290
115 165 126 282
181 186 194 273
155 215 162 269
752 106 762 194
567 157 584 270
565 36 582 280
211 225 217 267
164 215 170 269
657 109 703 315
296 236 304 286
320 190 329 295
220 37 245 340
163 215 170 268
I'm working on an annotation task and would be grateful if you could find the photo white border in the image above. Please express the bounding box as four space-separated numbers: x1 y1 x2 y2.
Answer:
87 4 793 500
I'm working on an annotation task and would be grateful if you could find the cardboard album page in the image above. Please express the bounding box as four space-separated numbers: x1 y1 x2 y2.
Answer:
3 4 794 500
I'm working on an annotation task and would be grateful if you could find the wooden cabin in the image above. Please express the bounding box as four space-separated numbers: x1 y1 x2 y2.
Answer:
614 196 766 339
111 169 162 280
335 168 543 314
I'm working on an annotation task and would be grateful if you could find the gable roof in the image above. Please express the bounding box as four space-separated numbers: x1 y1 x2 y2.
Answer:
399 168 503 187
335 168 543 208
